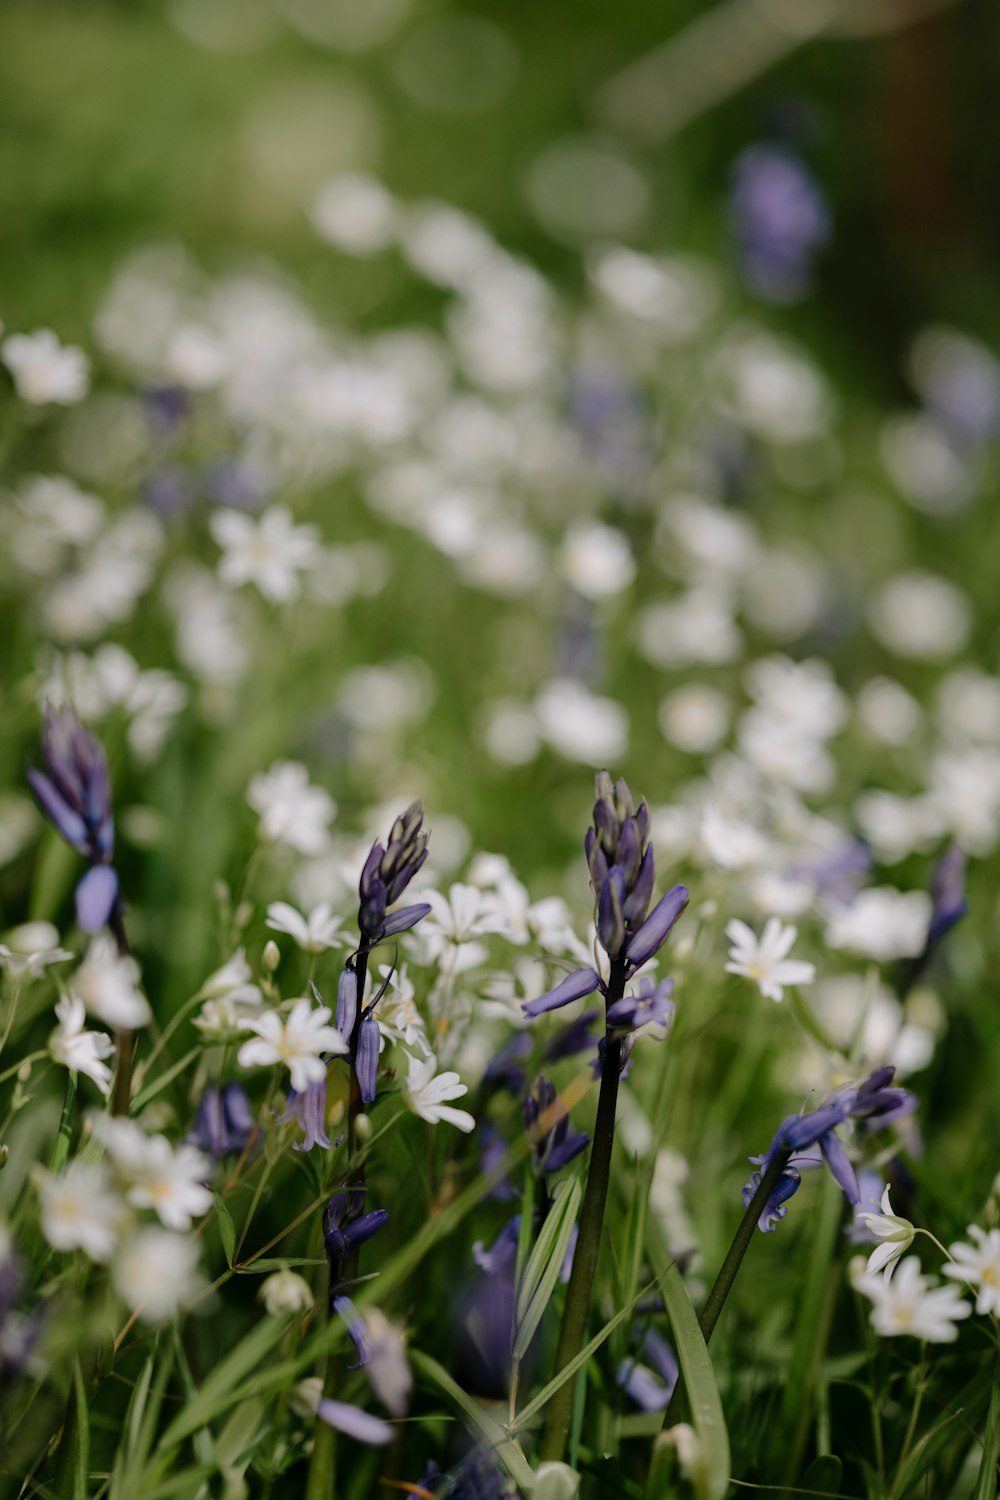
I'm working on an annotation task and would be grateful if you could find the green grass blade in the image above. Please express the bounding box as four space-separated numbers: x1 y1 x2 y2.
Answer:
651 1252 730 1500
411 1349 537 1492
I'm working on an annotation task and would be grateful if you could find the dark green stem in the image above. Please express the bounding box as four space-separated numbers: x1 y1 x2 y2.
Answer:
109 899 134 1117
539 957 627 1465
304 947 370 1500
698 1147 792 1344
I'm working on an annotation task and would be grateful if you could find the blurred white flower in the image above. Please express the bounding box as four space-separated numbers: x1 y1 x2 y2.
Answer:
211 505 320 602
166 564 251 684
927 747 1000 855
936 669 1000 744
943 1226 1000 1315
266 901 349 954
559 522 635 600
247 761 336 855
0 921 73 980
311 174 399 254
658 685 730 754
35 1160 124 1262
825 888 931 962
699 806 769 871
75 936 152 1028
856 677 923 746
112 1227 202 1322
744 656 848 740
879 412 974 516
165 324 229 388
404 1054 475 1131
92 1117 212 1231
2 329 90 405
48 996 113 1096
868 572 971 659
854 790 941 864
535 678 628 765
724 918 815 1002
481 699 540 766
635 589 742 668
238 998 347 1091
259 1268 315 1315
853 1255 970 1341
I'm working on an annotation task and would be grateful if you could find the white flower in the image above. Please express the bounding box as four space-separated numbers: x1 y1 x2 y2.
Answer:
112 1227 202 1322
311 174 399 255
0 921 73 980
75 936 152 1028
535 678 629 766
197 948 262 1008
700 806 769 870
238 999 347 1092
724 918 815 1002
856 677 923 746
2 329 90 405
417 884 501 975
259 1269 315 1315
854 1255 971 1342
247 761 336 855
856 1186 916 1278
91 1118 213 1231
34 1160 124 1262
210 505 320 603
266 901 350 954
743 655 848 740
559 522 635 600
943 1226 1000 1315
404 1054 475 1132
868 572 971 659
658 686 730 754
825 888 931 962
48 996 114 1096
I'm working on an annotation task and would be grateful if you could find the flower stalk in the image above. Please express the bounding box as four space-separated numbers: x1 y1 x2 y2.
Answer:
698 1147 793 1345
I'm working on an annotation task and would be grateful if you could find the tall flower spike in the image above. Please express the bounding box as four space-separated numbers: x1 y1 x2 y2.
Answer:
28 706 119 933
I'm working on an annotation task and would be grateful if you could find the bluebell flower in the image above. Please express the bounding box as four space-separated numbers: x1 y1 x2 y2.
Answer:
478 1124 517 1202
543 1008 600 1061
482 1033 532 1095
927 843 968 946
315 1397 392 1446
522 773 687 1021
335 963 358 1042
524 1076 589 1175
358 801 431 944
282 1077 331 1153
188 1082 255 1160
618 1326 679 1411
790 838 871 905
606 977 675 1038
28 706 119 933
324 1185 389 1283
473 1216 521 1276
333 1293 371 1369
729 144 830 302
356 1011 380 1105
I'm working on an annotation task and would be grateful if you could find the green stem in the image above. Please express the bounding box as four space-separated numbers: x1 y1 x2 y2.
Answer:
304 947 370 1500
698 1147 793 1345
109 900 134 1117
539 957 627 1465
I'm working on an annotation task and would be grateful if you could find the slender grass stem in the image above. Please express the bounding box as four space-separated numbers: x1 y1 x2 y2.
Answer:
698 1147 793 1345
539 957 627 1465
109 900 135 1116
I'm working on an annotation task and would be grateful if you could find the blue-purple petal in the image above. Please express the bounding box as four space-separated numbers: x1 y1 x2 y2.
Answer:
379 902 431 937
75 865 119 933
624 885 689 969
521 967 602 1019
316 1398 393 1446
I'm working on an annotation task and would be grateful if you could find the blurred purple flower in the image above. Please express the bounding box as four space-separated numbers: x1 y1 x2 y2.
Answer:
28 706 119 933
729 144 830 302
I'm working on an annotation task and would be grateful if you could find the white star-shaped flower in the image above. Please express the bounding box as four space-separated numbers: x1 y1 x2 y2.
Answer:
34 1160 125 1263
853 1255 971 1342
943 1225 1000 1315
404 1054 474 1133
724 917 815 1002
265 901 349 954
238 998 347 1092
2 329 90 405
210 505 320 603
91 1117 213 1231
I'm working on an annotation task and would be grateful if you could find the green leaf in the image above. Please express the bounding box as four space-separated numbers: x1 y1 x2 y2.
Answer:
652 1252 730 1500
411 1349 536 1492
514 1176 581 1360
157 1313 292 1452
971 1355 1000 1500
216 1195 237 1265
71 1357 90 1500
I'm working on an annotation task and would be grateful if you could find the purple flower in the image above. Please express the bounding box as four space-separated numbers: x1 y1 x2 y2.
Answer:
729 144 830 302
524 1076 588 1175
188 1082 255 1160
927 843 968 947
606 977 675 1037
618 1327 679 1411
358 802 430 943
543 1008 600 1061
315 1397 392 1446
356 1011 380 1105
324 1185 389 1276
482 1033 532 1095
335 964 359 1041
28 706 119 932
282 1077 331 1153
473 1216 521 1276
333 1293 371 1369
522 968 602 1020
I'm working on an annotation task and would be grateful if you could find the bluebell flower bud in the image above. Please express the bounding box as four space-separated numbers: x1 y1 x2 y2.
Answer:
624 885 689 970
358 802 430 941
28 706 119 933
525 1076 589 1175
598 867 626 959
336 965 358 1040
356 1012 380 1104
282 1078 331 1153
188 1082 256 1160
521 967 601 1019
324 1185 389 1268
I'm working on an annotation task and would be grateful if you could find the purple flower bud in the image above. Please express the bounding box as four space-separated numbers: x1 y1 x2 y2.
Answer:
525 1076 588 1175
379 902 431 937
598 866 626 958
729 144 830 303
324 1186 389 1267
315 1398 392 1446
473 1216 521 1276
333 1294 371 1369
482 1033 532 1094
606 977 675 1036
742 1165 802 1232
624 885 689 970
336 965 358 1040
521 967 601 1019
617 819 640 885
356 1012 380 1104
623 844 655 926
75 865 119 933
927 843 968 946
358 804 430 938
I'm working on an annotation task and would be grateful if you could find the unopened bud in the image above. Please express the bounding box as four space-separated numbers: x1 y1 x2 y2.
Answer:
262 940 281 973
234 900 254 930
354 1112 372 1142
